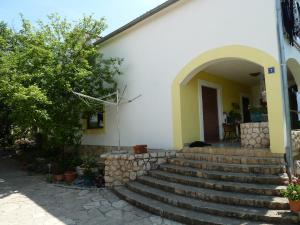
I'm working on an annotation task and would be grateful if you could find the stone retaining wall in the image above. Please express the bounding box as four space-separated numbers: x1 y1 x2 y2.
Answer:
101 151 176 187
292 130 300 157
291 130 300 175
240 122 270 148
241 123 300 156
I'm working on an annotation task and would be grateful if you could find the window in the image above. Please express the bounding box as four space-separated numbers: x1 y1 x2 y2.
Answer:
87 113 104 129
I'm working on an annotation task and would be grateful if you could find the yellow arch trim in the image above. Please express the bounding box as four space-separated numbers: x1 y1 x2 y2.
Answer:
172 45 285 153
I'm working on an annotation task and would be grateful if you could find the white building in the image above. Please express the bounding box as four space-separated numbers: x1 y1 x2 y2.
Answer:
82 0 300 154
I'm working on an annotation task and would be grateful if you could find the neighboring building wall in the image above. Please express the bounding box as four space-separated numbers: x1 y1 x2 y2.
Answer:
180 72 251 145
82 0 280 150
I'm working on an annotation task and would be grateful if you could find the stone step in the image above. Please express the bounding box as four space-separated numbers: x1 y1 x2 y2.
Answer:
126 181 299 224
168 158 286 175
176 152 285 165
137 176 289 209
159 164 288 184
114 186 277 225
149 170 286 196
181 147 284 158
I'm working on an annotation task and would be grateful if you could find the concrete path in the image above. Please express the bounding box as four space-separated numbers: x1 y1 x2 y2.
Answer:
0 158 182 225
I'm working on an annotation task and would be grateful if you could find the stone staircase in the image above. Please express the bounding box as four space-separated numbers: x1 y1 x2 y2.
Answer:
113 147 300 225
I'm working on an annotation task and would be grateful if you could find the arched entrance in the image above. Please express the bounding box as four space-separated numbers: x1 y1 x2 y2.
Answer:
172 45 285 153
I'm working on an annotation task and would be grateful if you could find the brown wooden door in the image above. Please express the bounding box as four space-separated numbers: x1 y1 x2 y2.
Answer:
202 86 219 142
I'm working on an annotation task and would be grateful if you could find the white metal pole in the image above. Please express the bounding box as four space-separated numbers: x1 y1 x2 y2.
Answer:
275 0 294 174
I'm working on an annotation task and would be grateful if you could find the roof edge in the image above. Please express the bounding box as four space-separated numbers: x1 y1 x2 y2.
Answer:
94 0 180 45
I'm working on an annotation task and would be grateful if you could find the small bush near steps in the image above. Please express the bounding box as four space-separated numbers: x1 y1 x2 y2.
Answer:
281 177 300 213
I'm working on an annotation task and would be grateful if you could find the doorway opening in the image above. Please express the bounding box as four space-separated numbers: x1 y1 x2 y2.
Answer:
201 86 220 142
241 95 251 123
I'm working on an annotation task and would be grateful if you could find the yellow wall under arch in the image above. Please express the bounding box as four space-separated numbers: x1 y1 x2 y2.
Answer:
181 71 252 145
172 45 285 153
287 58 300 87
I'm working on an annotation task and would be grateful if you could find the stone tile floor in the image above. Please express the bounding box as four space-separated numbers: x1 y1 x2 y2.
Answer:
0 158 182 225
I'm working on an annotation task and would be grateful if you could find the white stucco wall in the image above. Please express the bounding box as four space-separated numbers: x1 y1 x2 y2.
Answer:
82 0 280 149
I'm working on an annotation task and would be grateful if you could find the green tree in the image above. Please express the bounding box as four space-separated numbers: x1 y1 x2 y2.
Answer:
0 14 122 151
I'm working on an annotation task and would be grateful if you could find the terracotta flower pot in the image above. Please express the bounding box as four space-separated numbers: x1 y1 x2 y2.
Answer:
53 174 64 182
64 171 77 183
133 145 147 154
289 200 300 213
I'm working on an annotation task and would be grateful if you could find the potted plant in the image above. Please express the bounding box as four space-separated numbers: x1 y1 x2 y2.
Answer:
281 177 300 213
249 106 268 122
226 103 241 124
83 168 95 186
63 154 81 183
64 170 77 183
133 145 147 154
52 161 64 182
79 157 98 173
80 157 98 186
228 110 241 124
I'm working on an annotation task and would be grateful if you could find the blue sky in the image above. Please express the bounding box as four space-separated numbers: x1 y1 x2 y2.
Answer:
0 0 166 35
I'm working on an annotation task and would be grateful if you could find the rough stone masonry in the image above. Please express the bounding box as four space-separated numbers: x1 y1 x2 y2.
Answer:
240 122 270 148
241 122 300 157
101 151 176 187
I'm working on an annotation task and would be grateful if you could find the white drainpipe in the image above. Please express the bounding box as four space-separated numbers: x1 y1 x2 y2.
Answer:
275 0 294 175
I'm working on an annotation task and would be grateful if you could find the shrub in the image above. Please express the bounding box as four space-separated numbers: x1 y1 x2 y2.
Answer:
281 181 300 201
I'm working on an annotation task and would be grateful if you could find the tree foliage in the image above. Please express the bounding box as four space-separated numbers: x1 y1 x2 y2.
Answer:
0 14 122 150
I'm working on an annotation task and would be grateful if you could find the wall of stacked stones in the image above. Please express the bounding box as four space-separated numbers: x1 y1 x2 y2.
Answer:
241 123 300 157
292 130 300 157
101 151 176 187
240 122 270 148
